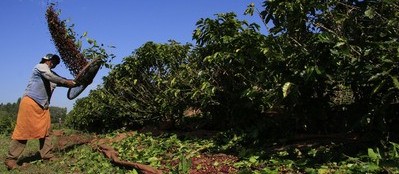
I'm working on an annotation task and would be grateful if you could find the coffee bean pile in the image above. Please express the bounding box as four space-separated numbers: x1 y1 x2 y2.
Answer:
46 5 88 77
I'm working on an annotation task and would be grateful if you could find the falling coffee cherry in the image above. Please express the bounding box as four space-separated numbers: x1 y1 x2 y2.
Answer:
46 5 88 77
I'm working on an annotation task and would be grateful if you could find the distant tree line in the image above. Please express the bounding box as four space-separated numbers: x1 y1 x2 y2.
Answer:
0 99 20 133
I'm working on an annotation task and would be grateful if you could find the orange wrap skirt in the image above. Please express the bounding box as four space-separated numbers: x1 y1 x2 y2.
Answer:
12 96 51 140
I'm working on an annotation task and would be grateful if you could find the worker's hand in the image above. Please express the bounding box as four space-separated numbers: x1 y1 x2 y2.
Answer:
64 80 77 88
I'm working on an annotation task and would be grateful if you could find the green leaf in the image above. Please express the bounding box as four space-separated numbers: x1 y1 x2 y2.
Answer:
335 42 345 47
211 87 216 94
131 169 139 174
200 82 208 91
368 148 381 163
372 80 386 94
368 72 384 82
261 47 269 55
213 161 219 166
244 3 255 16
174 89 180 97
282 82 293 98
171 77 176 86
318 168 329 174
365 7 375 19
315 66 322 75
390 75 399 90
365 163 381 172
249 156 259 163
87 38 94 44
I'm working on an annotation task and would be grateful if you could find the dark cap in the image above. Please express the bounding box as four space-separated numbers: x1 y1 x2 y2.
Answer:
40 54 60 64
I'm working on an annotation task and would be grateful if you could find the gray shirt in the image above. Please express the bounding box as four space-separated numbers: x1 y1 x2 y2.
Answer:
24 63 67 109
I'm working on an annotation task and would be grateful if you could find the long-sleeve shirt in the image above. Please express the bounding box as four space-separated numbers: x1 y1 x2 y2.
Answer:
24 63 68 109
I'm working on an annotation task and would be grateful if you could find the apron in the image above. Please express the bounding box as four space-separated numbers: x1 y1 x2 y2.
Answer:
12 96 51 140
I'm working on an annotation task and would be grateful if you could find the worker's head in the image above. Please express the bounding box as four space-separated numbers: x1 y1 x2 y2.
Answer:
40 54 60 68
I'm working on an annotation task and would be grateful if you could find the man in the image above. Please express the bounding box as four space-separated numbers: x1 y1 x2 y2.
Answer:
4 54 76 170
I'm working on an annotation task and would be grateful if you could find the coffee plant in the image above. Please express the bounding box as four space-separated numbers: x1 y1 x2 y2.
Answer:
66 0 399 144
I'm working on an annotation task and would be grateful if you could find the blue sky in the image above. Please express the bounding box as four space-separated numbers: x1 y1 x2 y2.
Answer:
0 0 265 111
